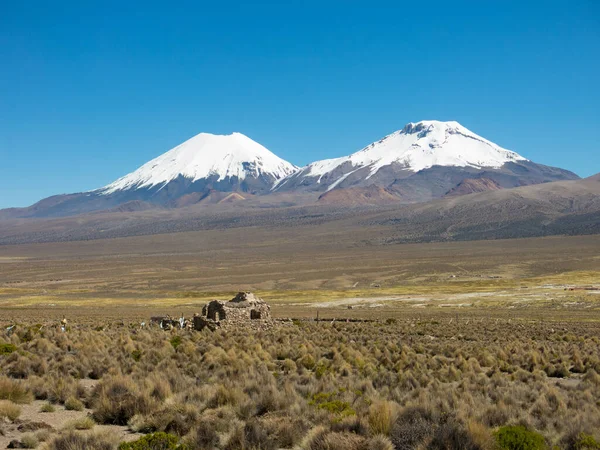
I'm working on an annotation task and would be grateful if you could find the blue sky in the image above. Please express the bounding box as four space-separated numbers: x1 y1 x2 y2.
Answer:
1 1 599 208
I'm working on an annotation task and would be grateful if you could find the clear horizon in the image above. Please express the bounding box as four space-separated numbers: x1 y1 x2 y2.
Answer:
1 1 599 209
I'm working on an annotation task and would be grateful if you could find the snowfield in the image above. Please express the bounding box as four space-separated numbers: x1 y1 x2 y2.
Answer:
99 121 527 195
100 132 297 194
279 120 527 189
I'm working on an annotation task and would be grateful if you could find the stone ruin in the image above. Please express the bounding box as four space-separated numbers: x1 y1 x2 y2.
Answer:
193 292 271 331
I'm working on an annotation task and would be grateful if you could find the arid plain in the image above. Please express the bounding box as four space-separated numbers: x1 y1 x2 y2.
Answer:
1 225 599 319
1 227 600 449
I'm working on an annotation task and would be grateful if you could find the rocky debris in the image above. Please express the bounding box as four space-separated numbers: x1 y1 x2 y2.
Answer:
16 420 53 432
192 315 220 332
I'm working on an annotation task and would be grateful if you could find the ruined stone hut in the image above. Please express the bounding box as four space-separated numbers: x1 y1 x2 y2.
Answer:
194 292 271 330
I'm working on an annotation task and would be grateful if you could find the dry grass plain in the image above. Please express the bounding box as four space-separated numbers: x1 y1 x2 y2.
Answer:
0 229 599 314
1 230 600 449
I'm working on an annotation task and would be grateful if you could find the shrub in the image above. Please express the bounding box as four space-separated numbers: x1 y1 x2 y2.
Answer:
45 431 117 450
301 426 366 449
299 354 316 370
35 429 52 443
367 434 395 450
0 400 21 421
19 433 39 449
46 376 77 404
64 416 96 430
186 422 220 449
170 336 182 350
466 421 498 450
430 419 490 450
309 393 355 417
495 425 546 450
0 376 33 403
118 432 183 450
242 415 307 449
368 401 399 436
574 433 600 449
40 402 55 412
0 343 17 354
282 358 297 373
317 400 355 417
91 375 153 425
390 406 437 450
65 396 84 411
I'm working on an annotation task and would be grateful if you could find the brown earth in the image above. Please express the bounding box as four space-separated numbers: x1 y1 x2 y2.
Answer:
317 185 400 206
445 177 503 196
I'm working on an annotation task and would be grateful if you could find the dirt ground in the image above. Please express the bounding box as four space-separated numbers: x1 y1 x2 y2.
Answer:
0 232 599 310
0 396 142 449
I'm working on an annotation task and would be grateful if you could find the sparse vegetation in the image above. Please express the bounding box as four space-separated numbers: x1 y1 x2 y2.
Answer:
118 432 183 450
64 396 84 411
0 343 17 355
40 402 56 412
0 313 599 449
44 430 118 450
64 416 96 430
0 376 33 403
20 433 39 449
0 400 21 421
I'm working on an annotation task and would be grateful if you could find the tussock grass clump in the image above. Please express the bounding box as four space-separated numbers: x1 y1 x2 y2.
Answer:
118 432 184 450
20 433 40 448
91 375 154 425
368 400 399 436
64 396 84 411
44 431 118 450
301 425 394 450
64 416 96 430
40 402 55 412
0 399 21 421
0 343 17 354
0 376 33 404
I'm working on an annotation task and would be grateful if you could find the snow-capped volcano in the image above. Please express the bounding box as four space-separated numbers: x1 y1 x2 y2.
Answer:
101 132 297 194
0 121 579 219
276 120 527 192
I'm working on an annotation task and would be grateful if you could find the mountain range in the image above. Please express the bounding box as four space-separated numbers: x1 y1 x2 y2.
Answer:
0 120 580 219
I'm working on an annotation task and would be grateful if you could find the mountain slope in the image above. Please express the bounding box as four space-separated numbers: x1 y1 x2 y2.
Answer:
364 175 600 242
101 132 296 194
587 173 600 182
445 178 503 197
275 121 579 200
1 132 297 218
1 176 599 245
317 185 400 206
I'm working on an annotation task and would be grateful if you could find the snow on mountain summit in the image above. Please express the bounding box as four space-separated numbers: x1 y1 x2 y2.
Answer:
299 120 527 182
100 132 297 194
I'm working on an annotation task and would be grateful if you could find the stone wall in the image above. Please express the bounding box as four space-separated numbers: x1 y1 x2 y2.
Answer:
198 292 271 326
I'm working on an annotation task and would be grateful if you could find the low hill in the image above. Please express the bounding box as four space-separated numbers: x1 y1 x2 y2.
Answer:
317 185 399 206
